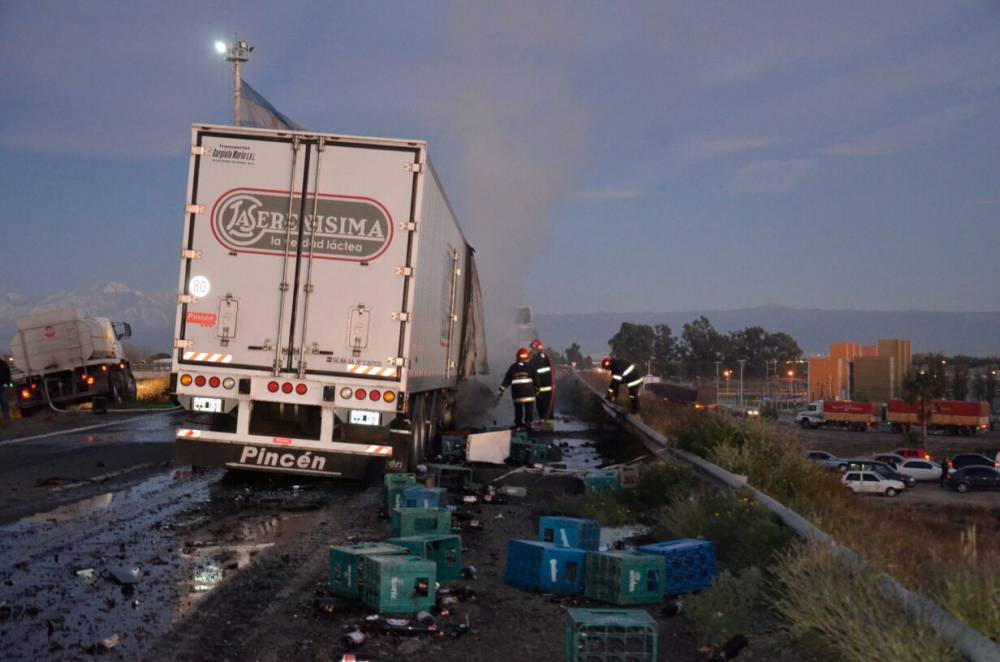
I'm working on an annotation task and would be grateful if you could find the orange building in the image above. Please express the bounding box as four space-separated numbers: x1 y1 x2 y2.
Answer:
807 356 848 400
829 343 863 362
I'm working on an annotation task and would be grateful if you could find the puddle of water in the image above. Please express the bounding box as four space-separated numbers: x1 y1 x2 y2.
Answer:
552 436 605 471
599 524 652 551
23 491 116 523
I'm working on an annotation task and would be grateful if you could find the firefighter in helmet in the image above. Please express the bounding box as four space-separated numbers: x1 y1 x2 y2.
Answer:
497 347 539 428
602 356 644 413
529 339 555 423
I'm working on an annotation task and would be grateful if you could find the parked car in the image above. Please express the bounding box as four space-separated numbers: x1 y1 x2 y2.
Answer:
842 471 905 497
806 450 847 472
844 459 916 487
946 453 996 474
873 453 906 468
943 466 1000 493
895 459 942 482
892 448 932 461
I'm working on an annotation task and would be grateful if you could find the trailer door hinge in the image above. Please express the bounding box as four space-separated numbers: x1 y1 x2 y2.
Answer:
181 249 203 260
394 266 413 277
399 221 416 232
178 294 195 304
174 339 194 349
387 356 409 368
191 146 205 156
404 162 422 173
186 204 206 214
391 312 410 322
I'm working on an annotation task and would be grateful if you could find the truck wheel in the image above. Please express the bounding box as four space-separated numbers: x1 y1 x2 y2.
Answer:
884 487 898 497
799 419 811 429
409 394 427 471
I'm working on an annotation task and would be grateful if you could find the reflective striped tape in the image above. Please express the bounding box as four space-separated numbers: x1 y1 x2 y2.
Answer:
365 445 393 456
511 378 533 384
176 428 202 438
536 366 551 373
515 397 536 403
345 364 397 377
183 351 233 363
622 365 634 377
538 386 553 392
612 375 622 381
627 378 644 387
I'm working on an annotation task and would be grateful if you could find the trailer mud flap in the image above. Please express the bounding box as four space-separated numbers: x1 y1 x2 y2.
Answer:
176 438 378 479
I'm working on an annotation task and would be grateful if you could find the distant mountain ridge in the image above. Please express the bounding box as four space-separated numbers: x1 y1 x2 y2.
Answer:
535 306 1000 357
1 283 174 353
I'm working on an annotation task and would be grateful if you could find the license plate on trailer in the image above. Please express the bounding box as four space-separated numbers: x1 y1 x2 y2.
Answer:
350 410 380 426
192 397 222 413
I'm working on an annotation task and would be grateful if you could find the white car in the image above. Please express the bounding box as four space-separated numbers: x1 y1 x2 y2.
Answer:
896 459 942 482
842 470 905 497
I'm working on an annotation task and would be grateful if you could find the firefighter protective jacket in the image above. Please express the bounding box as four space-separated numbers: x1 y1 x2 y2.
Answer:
607 359 644 392
528 351 554 394
499 361 539 403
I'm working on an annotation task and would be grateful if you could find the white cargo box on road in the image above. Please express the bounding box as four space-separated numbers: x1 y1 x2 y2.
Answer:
173 125 487 477
10 307 127 375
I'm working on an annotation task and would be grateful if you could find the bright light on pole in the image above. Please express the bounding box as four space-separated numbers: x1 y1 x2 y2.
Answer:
214 40 227 54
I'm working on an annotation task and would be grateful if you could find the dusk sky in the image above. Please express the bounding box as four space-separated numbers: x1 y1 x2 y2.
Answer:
2 1 1000 316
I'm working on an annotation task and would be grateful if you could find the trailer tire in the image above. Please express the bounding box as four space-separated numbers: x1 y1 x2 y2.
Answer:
409 394 427 471
441 390 456 430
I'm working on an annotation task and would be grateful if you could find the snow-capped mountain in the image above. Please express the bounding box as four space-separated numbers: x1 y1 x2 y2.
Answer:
1 282 175 353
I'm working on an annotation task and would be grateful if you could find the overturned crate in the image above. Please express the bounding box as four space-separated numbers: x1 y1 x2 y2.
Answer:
390 507 453 538
402 485 447 509
637 538 716 596
390 533 463 582
328 542 409 599
564 608 658 662
509 436 550 465
384 473 417 511
439 434 469 461
360 554 437 614
582 472 620 494
538 516 600 551
584 551 665 606
504 540 586 594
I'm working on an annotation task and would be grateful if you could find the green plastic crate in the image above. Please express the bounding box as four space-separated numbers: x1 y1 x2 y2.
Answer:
384 473 417 510
390 533 463 582
328 542 409 598
510 438 550 464
584 551 665 605
440 435 468 460
582 473 620 494
390 507 453 537
564 608 658 662
360 554 437 614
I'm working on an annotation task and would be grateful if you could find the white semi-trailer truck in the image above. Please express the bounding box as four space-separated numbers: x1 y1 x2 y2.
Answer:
172 125 487 478
9 307 136 414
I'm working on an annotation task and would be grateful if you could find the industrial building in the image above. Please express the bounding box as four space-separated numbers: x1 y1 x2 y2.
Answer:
807 338 911 402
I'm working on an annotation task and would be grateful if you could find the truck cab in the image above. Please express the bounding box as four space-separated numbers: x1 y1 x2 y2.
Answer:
796 401 824 429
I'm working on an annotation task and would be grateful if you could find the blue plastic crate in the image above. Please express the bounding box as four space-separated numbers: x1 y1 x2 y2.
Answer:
637 538 716 595
538 516 600 551
402 486 447 509
582 472 621 494
504 540 586 594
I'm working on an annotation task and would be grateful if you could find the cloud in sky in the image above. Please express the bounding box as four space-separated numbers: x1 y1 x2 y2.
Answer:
726 159 817 195
820 105 979 157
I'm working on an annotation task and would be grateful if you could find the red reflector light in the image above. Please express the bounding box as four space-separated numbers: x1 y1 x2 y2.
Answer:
369 389 381 401
295 384 307 395
209 376 220 388
267 381 279 393
355 388 366 400
282 382 293 394
194 375 206 387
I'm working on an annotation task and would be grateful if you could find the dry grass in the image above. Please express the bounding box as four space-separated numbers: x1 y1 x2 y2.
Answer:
135 376 170 402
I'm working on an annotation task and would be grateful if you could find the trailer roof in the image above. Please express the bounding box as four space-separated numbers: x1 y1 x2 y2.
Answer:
193 124 428 150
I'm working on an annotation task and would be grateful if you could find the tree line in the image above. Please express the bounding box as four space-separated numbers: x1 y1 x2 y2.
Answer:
562 316 803 379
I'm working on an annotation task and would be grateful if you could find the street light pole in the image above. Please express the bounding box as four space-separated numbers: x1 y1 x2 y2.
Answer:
738 358 746 409
216 38 252 126
714 361 721 407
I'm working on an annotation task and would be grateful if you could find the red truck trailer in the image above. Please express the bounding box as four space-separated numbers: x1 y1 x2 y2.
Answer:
821 400 881 431
887 400 989 436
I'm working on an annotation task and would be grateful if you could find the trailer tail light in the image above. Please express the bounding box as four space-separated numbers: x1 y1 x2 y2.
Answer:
355 388 366 400
100 365 108 372
369 389 381 401
223 378 236 390
281 382 293 394
87 377 95 385
267 381 279 393
340 387 353 399
209 376 220 388
20 389 31 399
383 391 396 403
194 375 206 387
295 384 308 395
119 362 125 369
180 374 193 386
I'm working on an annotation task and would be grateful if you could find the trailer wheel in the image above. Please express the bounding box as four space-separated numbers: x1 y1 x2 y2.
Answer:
410 394 427 470
440 390 456 429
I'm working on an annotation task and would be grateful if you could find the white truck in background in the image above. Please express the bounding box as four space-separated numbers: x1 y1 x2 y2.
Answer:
172 124 488 479
9 307 136 414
